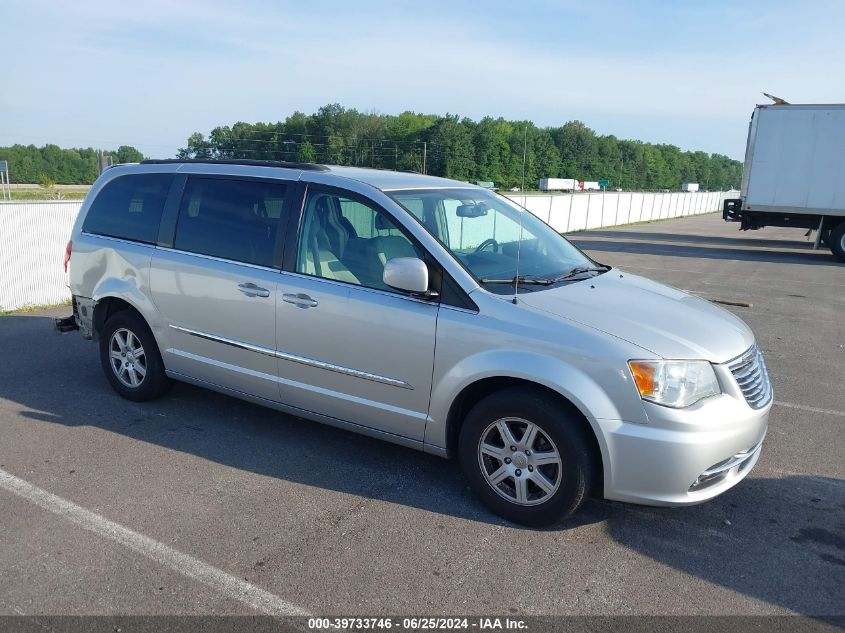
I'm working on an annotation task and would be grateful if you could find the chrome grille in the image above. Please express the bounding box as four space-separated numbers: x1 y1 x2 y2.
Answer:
727 345 772 409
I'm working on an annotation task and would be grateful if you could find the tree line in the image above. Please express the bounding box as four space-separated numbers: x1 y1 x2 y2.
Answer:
0 145 144 185
1 105 742 190
178 104 742 191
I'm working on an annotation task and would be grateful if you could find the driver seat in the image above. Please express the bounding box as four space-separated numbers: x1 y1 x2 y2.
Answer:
370 213 417 265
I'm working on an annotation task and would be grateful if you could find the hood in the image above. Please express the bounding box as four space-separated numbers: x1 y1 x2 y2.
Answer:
518 270 754 363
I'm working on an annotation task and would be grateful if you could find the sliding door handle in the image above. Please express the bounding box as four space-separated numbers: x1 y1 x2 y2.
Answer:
238 282 270 298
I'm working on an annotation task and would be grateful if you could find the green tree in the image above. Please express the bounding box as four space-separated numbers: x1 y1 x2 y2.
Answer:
177 133 211 159
0 144 144 184
169 104 743 190
428 115 475 180
111 146 145 164
297 139 317 163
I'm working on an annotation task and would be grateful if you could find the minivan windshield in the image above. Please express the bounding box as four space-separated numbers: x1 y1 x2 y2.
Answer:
389 188 604 294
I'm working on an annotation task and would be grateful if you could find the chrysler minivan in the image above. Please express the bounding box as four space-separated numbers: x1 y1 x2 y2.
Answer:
60 159 772 526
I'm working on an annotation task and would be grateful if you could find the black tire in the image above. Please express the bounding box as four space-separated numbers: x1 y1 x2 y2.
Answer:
829 221 845 262
458 386 594 527
99 310 171 402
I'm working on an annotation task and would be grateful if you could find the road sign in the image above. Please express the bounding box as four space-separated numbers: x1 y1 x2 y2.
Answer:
598 179 609 188
0 161 9 200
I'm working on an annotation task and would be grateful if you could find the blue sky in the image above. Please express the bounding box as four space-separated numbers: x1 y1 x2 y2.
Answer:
1 0 843 160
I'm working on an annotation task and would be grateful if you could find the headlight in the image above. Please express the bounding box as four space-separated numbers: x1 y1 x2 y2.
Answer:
628 360 720 408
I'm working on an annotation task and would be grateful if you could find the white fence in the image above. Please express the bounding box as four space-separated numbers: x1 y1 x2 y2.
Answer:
504 190 730 233
1 201 80 311
0 191 728 312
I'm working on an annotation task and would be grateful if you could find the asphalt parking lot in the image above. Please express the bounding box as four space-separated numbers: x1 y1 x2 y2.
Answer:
0 212 842 617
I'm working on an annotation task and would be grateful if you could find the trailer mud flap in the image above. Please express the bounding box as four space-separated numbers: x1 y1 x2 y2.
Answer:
723 198 743 223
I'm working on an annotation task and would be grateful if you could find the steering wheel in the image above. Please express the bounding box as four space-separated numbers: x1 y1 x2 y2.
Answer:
474 238 499 253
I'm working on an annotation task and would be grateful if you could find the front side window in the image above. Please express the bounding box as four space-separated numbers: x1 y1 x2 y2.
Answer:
389 188 600 294
295 189 421 291
83 173 174 244
174 177 286 267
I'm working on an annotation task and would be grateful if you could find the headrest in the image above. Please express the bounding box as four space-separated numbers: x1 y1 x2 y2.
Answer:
375 213 396 231
314 196 330 216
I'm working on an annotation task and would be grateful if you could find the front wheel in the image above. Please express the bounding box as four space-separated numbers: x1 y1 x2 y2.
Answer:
458 387 594 526
99 310 171 401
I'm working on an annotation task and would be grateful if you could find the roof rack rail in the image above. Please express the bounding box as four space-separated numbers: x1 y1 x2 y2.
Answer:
140 158 329 172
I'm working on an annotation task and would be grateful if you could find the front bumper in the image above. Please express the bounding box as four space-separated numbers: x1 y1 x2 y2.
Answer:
597 392 771 506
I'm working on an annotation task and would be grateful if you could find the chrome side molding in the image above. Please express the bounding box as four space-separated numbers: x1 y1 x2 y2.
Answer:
169 324 413 390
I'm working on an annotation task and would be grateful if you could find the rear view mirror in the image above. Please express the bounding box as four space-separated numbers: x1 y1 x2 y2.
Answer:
456 203 488 218
383 257 430 294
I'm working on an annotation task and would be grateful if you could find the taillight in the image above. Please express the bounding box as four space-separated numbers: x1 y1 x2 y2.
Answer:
63 240 72 273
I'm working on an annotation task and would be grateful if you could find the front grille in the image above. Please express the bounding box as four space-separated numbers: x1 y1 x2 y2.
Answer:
727 345 772 409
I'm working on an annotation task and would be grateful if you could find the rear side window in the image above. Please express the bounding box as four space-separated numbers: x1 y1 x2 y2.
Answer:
83 174 174 244
173 177 287 268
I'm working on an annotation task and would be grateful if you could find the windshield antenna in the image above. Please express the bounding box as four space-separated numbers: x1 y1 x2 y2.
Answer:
513 125 528 305
512 205 525 305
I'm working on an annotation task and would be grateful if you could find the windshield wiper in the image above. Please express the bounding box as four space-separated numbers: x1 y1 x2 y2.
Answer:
549 265 610 283
480 275 555 286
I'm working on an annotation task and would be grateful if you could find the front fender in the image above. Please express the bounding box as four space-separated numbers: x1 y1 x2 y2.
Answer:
426 349 648 481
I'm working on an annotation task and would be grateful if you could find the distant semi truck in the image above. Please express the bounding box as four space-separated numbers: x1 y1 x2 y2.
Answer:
723 103 845 261
538 178 577 191
681 182 699 192
579 181 601 191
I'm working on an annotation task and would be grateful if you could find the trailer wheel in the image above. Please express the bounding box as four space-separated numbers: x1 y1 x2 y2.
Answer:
829 222 845 262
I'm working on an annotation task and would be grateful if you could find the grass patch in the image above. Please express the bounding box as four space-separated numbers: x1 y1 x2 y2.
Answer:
4 189 88 201
0 299 72 316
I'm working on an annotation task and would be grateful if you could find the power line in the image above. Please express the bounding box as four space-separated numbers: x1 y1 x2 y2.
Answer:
186 129 440 147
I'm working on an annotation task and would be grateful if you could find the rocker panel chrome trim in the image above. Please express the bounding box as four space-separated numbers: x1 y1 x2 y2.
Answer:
168 324 413 390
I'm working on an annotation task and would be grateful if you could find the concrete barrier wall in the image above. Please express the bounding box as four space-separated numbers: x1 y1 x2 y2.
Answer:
0 190 728 311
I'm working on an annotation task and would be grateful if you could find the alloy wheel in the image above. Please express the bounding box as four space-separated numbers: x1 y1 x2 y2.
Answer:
108 328 147 388
477 417 562 506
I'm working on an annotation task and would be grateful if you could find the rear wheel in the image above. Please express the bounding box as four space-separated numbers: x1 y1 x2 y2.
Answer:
458 387 594 526
99 310 170 401
829 221 845 262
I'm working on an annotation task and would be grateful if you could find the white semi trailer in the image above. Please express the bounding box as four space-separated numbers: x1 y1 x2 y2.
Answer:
723 103 845 261
538 178 577 191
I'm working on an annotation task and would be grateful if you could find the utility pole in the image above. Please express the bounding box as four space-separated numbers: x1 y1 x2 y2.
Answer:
97 150 112 174
422 142 427 175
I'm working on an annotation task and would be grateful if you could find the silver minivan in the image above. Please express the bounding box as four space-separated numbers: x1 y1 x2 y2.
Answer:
62 159 772 526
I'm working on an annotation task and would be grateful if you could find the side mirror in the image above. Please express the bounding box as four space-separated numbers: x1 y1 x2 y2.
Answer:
456 203 488 218
383 257 431 294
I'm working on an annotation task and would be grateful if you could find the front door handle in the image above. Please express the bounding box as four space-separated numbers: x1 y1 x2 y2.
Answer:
282 293 318 308
238 282 270 298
